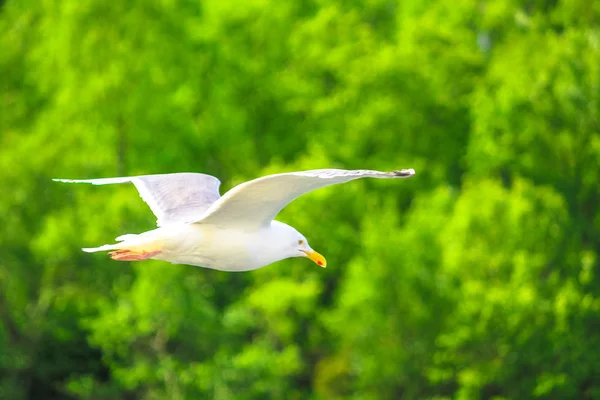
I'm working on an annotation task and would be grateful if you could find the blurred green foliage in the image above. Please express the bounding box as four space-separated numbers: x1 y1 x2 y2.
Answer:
1 0 599 398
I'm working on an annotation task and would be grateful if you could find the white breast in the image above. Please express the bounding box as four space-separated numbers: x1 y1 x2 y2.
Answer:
151 223 279 271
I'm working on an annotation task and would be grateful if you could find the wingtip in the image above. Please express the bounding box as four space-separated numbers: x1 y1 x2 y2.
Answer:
52 178 91 184
393 168 416 177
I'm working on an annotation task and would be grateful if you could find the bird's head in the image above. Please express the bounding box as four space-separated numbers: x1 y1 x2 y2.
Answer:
272 221 327 268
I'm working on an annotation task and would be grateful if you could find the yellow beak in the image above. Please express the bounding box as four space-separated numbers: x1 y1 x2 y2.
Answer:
302 249 327 268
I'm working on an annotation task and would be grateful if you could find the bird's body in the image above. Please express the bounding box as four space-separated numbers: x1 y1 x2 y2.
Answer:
55 168 415 271
92 221 303 271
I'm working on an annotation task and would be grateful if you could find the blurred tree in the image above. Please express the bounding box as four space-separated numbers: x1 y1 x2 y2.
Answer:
1 0 599 399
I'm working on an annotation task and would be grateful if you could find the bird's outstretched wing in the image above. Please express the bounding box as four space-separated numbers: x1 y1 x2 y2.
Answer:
53 173 221 226
196 168 415 230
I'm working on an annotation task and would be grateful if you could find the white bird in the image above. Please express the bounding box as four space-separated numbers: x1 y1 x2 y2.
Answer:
54 168 415 271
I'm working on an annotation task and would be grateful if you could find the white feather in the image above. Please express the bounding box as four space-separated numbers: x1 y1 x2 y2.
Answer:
55 168 415 271
197 168 415 230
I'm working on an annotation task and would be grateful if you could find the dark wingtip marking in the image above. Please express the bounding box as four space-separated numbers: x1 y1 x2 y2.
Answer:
392 168 416 177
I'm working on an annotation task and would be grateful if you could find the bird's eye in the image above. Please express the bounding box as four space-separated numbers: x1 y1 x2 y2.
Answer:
298 239 304 245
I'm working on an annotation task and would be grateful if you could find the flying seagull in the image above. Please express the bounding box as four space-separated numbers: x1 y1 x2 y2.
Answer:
54 168 415 271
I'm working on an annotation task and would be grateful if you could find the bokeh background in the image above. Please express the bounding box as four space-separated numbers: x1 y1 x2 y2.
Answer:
2 0 600 399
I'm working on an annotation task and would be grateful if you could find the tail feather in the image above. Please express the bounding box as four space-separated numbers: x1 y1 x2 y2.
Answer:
82 230 164 259
115 234 138 242
82 243 122 253
83 233 142 252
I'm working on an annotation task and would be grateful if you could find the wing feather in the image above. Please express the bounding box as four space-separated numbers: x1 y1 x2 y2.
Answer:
54 173 221 226
196 168 415 230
